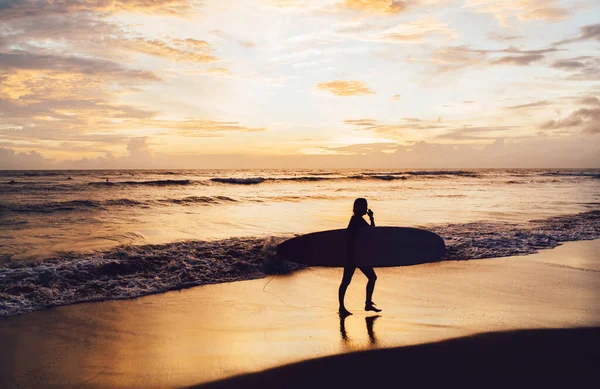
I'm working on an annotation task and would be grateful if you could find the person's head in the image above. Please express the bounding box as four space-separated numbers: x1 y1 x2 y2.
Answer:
353 198 368 216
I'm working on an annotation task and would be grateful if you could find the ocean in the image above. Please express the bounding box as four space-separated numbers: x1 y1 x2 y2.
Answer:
1 168 599 316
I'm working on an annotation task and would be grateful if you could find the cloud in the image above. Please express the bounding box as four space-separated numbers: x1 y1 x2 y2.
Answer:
551 57 600 81
120 37 218 63
211 29 256 48
540 108 600 134
377 17 456 43
337 0 450 14
335 17 456 44
551 58 587 69
577 96 600 107
492 54 544 66
486 32 523 41
316 80 375 96
324 142 398 155
554 23 600 46
0 146 49 169
0 0 201 20
344 117 445 139
0 10 219 64
506 100 550 109
464 0 570 26
436 126 518 140
425 45 558 73
148 118 266 137
427 46 487 73
0 51 158 80
340 0 409 14
3 135 599 169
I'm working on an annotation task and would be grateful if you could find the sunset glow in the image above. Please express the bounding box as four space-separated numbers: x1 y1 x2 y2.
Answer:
1 0 598 168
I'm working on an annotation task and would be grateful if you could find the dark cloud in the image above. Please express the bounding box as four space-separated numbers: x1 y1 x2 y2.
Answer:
551 59 587 69
577 96 600 107
551 57 600 81
0 51 158 80
427 45 558 73
554 23 600 46
506 100 550 109
540 108 600 134
459 46 559 55
0 146 49 169
492 54 544 66
0 0 200 20
0 8 217 64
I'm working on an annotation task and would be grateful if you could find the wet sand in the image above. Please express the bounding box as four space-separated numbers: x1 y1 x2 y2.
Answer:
1 239 599 389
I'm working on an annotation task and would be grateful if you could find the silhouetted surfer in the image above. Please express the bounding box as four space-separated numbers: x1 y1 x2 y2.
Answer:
339 198 381 317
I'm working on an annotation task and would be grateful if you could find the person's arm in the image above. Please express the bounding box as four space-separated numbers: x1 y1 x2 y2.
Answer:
367 209 375 227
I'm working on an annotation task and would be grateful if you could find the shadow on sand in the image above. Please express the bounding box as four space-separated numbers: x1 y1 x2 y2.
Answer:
185 327 599 389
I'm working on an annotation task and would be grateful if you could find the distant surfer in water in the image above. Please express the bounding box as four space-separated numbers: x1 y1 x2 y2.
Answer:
339 198 381 317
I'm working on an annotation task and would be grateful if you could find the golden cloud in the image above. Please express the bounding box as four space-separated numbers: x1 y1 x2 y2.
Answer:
341 0 408 14
316 80 375 96
150 119 266 137
123 38 218 62
379 17 456 42
464 0 569 26
0 65 265 144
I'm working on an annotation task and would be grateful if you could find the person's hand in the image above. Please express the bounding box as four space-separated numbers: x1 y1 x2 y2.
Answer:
367 209 374 219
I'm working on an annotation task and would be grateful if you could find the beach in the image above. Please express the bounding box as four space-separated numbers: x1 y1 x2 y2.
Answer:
1 239 599 389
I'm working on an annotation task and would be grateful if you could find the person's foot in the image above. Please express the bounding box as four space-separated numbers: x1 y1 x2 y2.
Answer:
339 308 353 317
365 302 382 312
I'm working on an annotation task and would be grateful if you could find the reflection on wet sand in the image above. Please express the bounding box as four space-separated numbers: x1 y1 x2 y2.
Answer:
340 315 381 348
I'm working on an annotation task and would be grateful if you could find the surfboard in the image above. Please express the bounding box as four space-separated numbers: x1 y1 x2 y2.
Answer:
276 227 445 267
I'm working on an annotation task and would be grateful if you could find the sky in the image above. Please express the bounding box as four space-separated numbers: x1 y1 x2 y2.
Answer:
0 0 599 169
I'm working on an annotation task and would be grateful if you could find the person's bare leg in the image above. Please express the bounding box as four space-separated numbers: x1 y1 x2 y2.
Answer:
360 267 381 312
339 266 355 316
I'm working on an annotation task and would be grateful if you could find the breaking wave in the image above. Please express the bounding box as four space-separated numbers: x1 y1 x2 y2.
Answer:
1 210 598 317
89 179 194 187
1 196 238 214
211 177 266 185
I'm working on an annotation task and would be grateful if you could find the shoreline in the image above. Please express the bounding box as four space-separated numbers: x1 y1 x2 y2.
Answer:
1 239 599 388
2 209 599 317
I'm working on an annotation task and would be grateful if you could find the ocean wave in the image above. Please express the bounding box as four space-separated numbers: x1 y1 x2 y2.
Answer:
433 210 600 260
89 179 194 187
370 175 407 181
1 196 238 214
0 200 103 214
1 210 598 317
211 177 266 185
209 175 410 184
0 237 301 317
279 176 334 182
158 196 237 205
404 170 479 177
541 172 600 178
